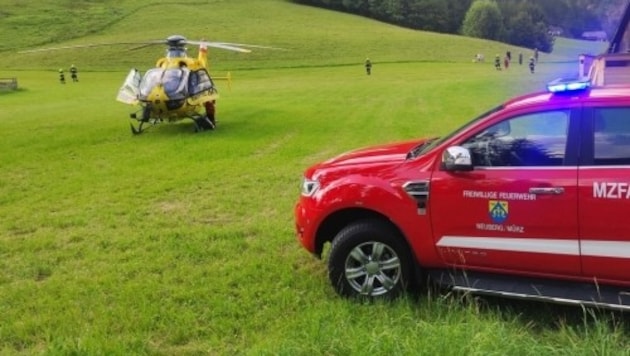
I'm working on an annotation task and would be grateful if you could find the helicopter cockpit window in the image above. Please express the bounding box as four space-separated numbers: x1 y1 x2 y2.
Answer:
162 68 189 99
189 69 215 95
138 68 190 100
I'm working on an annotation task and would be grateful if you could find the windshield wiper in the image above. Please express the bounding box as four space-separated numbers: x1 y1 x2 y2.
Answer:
406 138 438 160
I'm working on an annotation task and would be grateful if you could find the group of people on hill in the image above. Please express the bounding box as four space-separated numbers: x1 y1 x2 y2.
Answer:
492 48 538 73
59 64 79 84
363 47 540 76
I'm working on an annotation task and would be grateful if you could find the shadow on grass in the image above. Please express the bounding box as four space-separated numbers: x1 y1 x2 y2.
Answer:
0 87 26 95
429 286 630 335
491 296 625 330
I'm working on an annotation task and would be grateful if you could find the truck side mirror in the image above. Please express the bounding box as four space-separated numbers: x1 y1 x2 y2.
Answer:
441 146 473 171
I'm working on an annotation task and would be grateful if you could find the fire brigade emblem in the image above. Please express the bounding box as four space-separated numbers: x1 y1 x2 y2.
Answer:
489 200 508 223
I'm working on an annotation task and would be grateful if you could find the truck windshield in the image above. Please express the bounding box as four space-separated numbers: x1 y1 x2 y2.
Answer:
407 105 504 159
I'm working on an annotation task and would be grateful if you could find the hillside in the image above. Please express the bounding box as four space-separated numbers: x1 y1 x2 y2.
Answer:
0 0 601 72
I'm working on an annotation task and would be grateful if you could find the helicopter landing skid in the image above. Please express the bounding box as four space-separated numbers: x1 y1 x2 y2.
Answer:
128 112 214 134
129 118 154 135
130 121 145 135
130 117 162 135
193 115 216 132
129 108 154 135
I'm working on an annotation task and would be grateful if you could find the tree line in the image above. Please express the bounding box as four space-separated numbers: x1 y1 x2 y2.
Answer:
290 0 628 52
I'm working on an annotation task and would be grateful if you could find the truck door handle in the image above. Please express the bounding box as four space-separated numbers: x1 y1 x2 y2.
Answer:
529 187 565 195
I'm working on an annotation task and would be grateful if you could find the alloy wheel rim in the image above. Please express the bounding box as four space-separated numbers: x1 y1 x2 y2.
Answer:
344 241 402 296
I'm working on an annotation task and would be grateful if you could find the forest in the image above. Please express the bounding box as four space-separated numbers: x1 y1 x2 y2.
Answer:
291 0 629 52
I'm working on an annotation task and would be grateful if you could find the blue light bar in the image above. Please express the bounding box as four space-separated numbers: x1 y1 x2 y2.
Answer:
546 78 591 93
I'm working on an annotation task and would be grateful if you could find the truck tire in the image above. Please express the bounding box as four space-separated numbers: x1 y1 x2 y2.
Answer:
328 220 411 300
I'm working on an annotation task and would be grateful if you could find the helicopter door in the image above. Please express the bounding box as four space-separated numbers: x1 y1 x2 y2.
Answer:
189 69 215 95
116 69 142 104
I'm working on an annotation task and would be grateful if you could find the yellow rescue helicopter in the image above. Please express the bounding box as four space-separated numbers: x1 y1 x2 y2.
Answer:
117 35 258 134
22 35 274 134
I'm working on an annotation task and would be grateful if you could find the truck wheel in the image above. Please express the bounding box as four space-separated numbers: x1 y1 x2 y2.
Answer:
328 220 411 300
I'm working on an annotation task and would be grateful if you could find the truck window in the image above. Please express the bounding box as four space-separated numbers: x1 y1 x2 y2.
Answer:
593 107 630 165
462 110 570 167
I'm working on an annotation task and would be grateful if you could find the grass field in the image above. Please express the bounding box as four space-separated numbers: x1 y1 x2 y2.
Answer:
0 1 628 354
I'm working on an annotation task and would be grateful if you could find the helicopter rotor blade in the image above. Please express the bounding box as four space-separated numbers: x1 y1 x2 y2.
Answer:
216 43 287 51
18 41 159 54
19 43 105 53
127 42 163 51
18 36 284 54
187 41 252 53
188 40 285 52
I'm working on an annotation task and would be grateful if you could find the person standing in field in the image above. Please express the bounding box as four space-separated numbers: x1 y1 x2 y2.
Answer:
365 58 372 75
494 55 501 70
59 69 65 84
529 56 536 73
70 64 78 82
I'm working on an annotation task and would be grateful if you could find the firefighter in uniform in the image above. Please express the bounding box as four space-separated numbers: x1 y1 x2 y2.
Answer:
494 55 501 70
70 64 78 82
529 56 536 74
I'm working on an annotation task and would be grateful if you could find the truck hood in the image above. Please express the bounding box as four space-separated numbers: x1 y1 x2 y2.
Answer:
326 140 420 165
306 139 431 178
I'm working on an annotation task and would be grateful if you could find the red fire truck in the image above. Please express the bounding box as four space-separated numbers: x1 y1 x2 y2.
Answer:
295 3 630 310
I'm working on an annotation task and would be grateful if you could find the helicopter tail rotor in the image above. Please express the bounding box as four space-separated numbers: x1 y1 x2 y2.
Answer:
213 72 232 91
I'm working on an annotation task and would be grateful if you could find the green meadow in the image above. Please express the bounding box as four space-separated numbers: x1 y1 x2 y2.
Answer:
0 0 624 354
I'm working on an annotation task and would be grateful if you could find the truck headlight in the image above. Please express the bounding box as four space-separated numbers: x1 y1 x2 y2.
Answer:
301 177 320 197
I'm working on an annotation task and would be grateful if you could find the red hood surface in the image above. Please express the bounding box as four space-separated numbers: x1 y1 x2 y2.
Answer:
322 139 421 166
304 139 432 180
